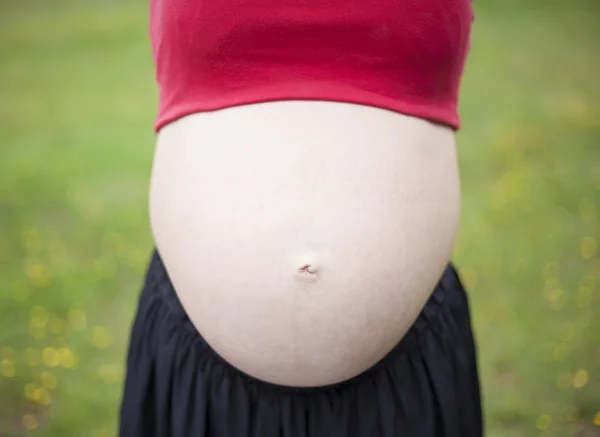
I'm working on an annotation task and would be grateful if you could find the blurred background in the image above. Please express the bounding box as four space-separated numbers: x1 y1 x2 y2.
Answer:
0 0 599 436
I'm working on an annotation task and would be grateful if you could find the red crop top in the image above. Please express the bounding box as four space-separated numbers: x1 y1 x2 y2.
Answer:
150 0 474 132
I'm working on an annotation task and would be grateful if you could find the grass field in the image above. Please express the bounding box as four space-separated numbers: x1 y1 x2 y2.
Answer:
1 1 599 436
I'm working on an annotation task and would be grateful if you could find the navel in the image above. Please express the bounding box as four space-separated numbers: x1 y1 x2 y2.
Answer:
295 264 319 282
298 264 318 274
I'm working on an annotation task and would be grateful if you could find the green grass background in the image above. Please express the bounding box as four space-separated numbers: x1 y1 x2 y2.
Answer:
1 0 599 436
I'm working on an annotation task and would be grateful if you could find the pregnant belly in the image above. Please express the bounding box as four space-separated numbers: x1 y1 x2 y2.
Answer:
149 101 461 387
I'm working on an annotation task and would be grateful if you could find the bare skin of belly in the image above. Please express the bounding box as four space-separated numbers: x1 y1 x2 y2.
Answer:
149 101 461 387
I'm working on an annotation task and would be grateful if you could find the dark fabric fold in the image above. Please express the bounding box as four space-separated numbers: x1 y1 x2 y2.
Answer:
119 250 483 437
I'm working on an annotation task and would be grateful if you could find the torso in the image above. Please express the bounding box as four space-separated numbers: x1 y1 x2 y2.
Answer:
149 101 461 387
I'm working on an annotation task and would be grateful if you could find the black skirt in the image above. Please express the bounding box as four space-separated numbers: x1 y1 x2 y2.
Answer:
119 250 483 437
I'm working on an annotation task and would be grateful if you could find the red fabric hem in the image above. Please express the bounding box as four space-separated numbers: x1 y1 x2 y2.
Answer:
154 86 460 133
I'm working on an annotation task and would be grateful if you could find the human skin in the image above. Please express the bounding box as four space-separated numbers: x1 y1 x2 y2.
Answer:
149 100 461 387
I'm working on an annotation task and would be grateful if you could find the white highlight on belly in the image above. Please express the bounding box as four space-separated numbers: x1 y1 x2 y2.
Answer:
149 101 461 387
